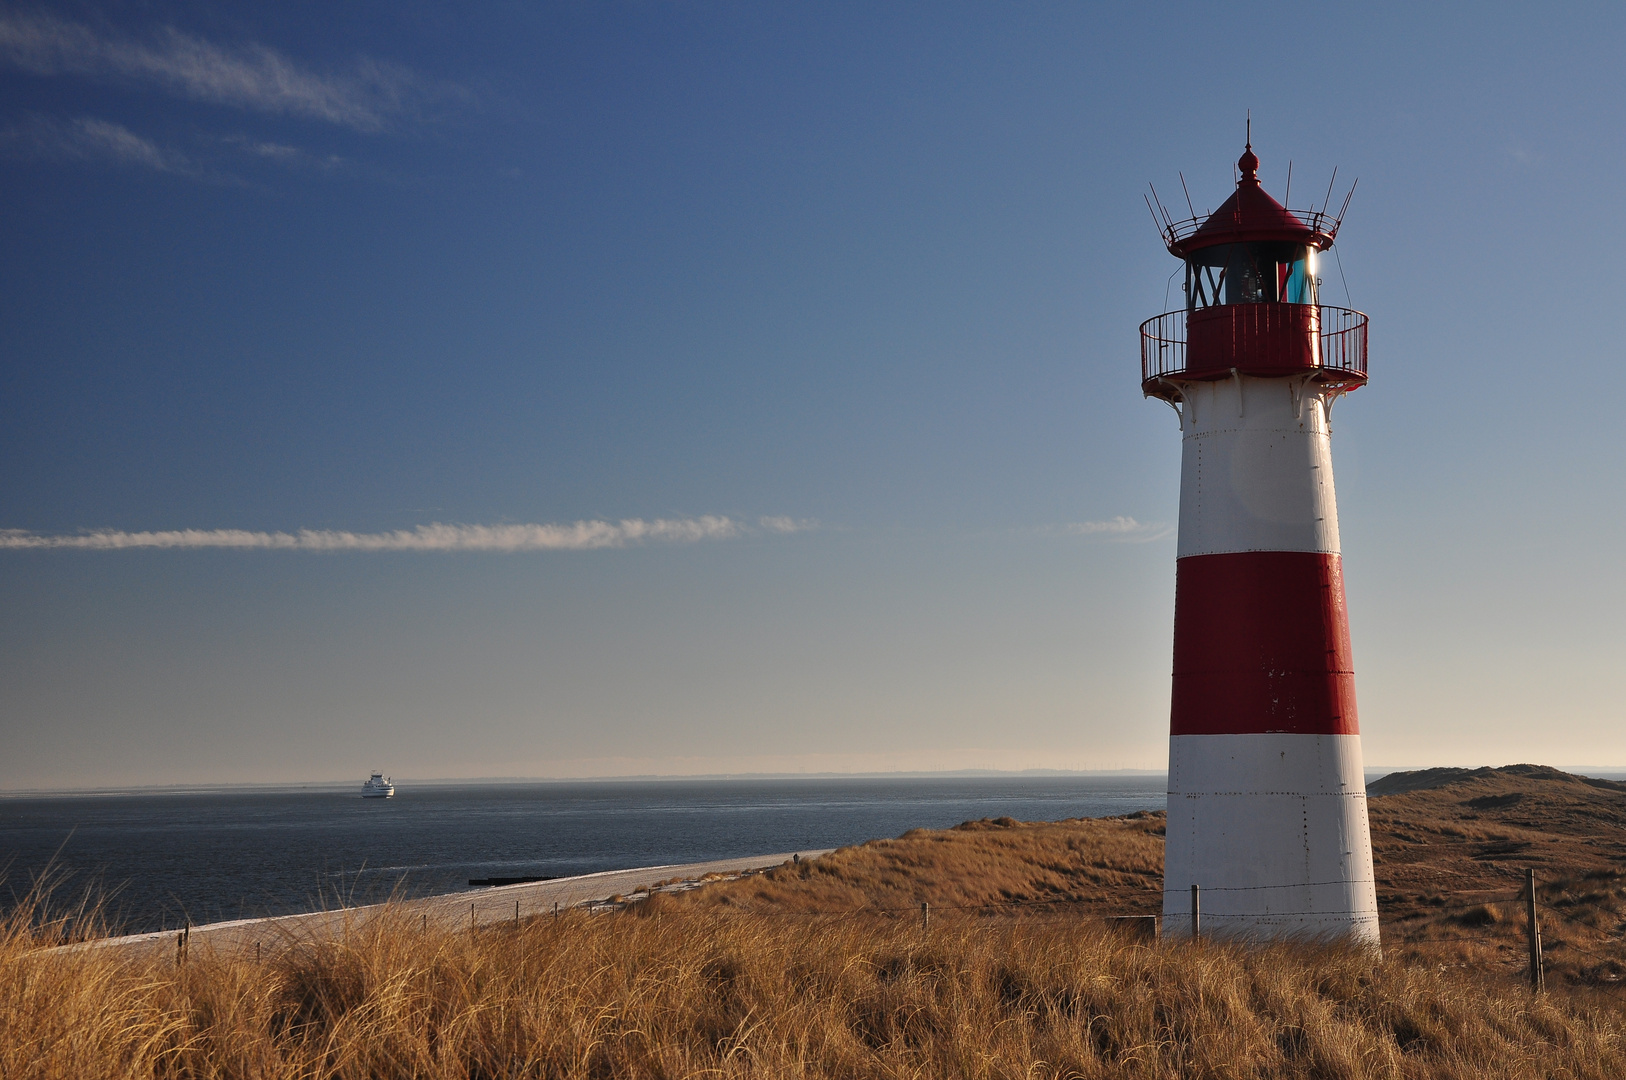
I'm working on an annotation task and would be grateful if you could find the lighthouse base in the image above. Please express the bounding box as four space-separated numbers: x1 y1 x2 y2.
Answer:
1161 733 1379 944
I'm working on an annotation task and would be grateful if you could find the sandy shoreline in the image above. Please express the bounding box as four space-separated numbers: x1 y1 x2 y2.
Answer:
84 849 833 958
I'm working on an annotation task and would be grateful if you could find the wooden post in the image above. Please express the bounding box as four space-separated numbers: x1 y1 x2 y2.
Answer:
553 901 559 920
470 903 475 932
515 900 520 925
1191 884 1200 941
422 913 427 934
255 940 261 963
1526 868 1545 993
921 901 929 932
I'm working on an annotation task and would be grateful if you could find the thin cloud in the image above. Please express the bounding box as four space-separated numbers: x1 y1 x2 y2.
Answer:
0 11 459 131
227 136 300 160
0 517 761 553
757 515 818 534
2 113 188 172
222 133 343 170
1051 517 1173 543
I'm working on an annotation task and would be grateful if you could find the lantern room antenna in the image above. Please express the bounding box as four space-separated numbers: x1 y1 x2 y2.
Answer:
1143 193 1165 235
1320 165 1339 217
1145 183 1177 236
1334 177 1359 229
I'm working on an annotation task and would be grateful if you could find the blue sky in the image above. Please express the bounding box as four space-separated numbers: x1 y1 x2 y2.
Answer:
2 2 1623 788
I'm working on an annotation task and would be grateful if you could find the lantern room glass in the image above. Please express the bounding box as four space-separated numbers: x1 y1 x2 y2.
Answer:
1185 243 1318 310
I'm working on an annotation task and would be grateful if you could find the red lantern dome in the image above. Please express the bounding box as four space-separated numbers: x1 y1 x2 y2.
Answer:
1169 147 1331 257
1141 145 1365 398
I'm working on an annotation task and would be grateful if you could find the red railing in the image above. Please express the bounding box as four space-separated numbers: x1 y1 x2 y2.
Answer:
1140 304 1367 386
1156 206 1344 252
1318 306 1368 379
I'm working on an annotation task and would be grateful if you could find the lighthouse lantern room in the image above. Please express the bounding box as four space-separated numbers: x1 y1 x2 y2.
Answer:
1141 140 1378 943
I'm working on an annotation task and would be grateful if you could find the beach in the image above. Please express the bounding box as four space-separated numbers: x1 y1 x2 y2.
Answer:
84 849 833 959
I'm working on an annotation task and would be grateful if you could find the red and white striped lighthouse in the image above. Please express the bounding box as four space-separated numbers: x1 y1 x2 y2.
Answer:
1141 142 1378 943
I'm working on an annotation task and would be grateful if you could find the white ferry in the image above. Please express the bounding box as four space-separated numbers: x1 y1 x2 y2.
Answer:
361 772 395 799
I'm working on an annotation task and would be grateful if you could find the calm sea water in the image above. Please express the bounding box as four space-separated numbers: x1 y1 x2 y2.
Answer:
0 776 1165 934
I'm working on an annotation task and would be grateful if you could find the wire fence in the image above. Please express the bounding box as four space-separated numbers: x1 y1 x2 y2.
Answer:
106 860 1624 991
547 868 1626 990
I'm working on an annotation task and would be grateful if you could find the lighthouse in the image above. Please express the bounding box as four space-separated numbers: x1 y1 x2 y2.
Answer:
1141 141 1378 943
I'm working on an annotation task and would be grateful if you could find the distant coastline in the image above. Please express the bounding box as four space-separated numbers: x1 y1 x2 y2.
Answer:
10 764 1626 799
0 768 1168 798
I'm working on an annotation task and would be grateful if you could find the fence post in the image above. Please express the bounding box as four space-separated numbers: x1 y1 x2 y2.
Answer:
553 901 559 920
471 903 475 932
921 901 929 932
1191 884 1200 941
1526 868 1545 993
515 900 520 925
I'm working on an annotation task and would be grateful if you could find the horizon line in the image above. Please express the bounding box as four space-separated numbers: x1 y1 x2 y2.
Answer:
7 763 1626 798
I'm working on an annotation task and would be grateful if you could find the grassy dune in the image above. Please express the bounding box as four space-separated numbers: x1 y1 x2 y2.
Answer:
1368 765 1626 986
7 766 1626 1078
664 811 1165 917
679 766 1626 987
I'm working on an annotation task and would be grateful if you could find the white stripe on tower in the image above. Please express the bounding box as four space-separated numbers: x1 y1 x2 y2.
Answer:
1161 374 1378 943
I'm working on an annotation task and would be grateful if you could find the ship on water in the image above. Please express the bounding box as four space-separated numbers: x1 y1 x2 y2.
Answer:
361 772 394 798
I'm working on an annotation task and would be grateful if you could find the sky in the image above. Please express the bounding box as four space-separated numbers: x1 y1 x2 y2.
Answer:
2 1 1623 789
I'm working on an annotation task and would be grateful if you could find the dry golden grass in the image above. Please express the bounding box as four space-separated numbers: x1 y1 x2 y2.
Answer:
680 813 1164 918
1367 766 1626 987
11 894 1626 1079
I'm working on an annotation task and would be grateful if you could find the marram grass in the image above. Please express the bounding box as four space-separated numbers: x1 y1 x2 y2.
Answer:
6 893 1626 1079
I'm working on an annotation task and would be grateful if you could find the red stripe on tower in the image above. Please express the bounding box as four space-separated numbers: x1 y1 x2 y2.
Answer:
1172 551 1357 736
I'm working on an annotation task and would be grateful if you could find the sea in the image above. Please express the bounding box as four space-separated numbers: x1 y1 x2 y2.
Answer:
0 775 1166 935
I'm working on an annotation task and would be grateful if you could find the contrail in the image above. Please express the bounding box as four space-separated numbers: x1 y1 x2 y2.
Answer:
0 516 814 552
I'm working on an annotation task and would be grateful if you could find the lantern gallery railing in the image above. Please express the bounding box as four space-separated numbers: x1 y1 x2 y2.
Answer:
1317 305 1368 379
1139 304 1368 386
1152 203 1348 254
